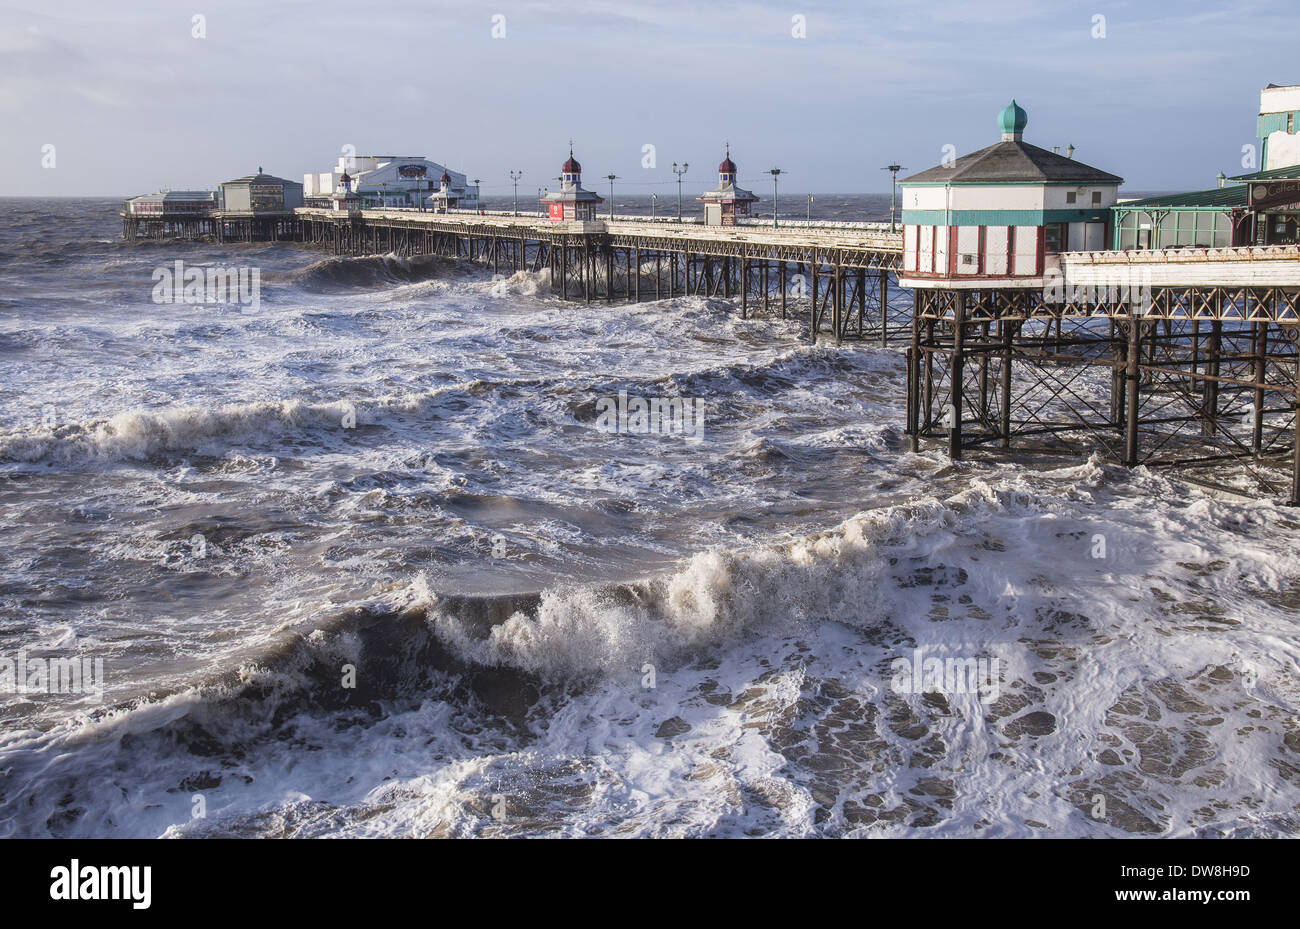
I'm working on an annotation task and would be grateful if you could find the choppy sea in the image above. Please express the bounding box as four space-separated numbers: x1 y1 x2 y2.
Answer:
0 196 1296 838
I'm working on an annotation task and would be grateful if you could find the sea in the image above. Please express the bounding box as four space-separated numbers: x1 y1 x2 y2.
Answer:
0 194 1296 838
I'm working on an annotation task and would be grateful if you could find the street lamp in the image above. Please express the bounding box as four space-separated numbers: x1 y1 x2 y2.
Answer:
474 178 481 213
651 192 658 218
807 194 813 222
769 168 782 228
882 163 904 232
672 161 689 221
606 174 618 219
509 170 523 216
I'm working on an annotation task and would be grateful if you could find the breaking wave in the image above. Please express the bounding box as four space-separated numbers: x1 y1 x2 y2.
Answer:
292 253 471 291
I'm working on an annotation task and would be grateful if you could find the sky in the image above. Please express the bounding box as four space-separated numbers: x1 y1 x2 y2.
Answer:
0 0 1294 197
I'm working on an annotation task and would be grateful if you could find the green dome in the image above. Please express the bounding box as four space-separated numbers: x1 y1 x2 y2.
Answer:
998 100 1028 136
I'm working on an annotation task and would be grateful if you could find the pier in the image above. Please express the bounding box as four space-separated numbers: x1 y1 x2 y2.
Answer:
116 90 1300 504
297 208 907 344
119 202 1300 503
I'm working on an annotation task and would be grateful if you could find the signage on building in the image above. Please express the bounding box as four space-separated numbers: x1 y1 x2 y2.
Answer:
1250 181 1300 210
398 165 428 179
549 203 564 220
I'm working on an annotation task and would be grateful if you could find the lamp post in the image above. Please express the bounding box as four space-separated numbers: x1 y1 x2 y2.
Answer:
882 163 904 232
509 170 523 216
538 187 546 216
769 168 782 228
474 178 481 213
606 174 618 219
807 194 813 222
651 192 657 218
672 161 689 221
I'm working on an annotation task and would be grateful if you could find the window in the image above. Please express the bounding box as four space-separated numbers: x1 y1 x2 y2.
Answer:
1065 191 1077 204
1092 191 1103 205
1044 223 1063 253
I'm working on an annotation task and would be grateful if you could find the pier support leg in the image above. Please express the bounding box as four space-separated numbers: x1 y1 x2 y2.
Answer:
879 269 889 347
948 294 967 460
907 303 921 451
1000 319 1015 449
809 260 819 343
762 262 769 317
1292 324 1300 506
1124 318 1143 467
780 263 787 319
1110 318 1124 427
1253 321 1268 457
832 265 842 345
978 321 990 422
741 255 748 319
1203 319 1221 439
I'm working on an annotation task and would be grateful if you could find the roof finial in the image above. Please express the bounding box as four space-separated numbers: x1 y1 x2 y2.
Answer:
998 100 1028 142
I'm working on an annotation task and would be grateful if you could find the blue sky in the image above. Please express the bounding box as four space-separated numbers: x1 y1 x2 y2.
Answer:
0 0 1292 196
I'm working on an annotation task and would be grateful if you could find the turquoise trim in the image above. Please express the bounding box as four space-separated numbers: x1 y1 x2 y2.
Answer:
901 208 1111 225
1259 112 1298 137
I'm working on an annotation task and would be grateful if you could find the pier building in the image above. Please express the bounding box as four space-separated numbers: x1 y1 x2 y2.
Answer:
427 169 472 213
218 169 304 212
897 101 1122 288
303 155 475 210
540 146 603 226
1228 164 1300 246
123 190 215 218
331 173 361 213
1259 83 1300 171
697 145 758 226
1110 183 1250 250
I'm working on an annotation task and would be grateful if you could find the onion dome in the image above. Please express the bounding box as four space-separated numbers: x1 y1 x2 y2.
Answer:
998 100 1028 140
718 144 736 175
562 144 581 175
440 170 451 186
